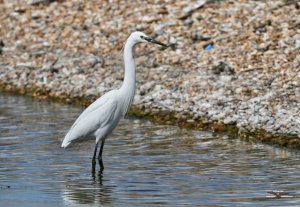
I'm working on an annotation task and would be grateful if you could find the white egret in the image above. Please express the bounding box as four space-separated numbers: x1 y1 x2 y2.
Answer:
61 31 168 172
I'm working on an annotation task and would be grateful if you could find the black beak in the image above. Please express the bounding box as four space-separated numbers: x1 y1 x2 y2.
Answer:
143 36 169 47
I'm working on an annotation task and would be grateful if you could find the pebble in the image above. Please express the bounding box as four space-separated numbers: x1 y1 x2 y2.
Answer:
154 24 165 36
28 0 51 6
183 19 194 26
0 0 299 138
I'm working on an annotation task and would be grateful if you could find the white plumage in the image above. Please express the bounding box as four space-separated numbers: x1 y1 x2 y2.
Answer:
62 91 119 148
61 31 168 172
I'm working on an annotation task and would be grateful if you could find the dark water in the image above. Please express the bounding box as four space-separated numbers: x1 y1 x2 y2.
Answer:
0 92 300 207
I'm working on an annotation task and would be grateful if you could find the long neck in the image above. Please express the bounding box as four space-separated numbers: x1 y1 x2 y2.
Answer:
121 40 136 92
120 39 136 115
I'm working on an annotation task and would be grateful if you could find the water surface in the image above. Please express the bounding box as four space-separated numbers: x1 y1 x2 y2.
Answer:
0 92 300 206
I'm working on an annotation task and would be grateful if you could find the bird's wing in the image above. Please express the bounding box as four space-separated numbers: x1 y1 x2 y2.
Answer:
62 97 118 147
72 90 117 127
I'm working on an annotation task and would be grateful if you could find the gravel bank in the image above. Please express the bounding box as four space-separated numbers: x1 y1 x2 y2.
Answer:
0 0 299 147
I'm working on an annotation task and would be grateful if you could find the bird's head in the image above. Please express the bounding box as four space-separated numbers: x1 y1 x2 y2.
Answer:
130 31 168 47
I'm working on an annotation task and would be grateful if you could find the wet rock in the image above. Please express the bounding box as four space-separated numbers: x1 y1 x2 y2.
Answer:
183 19 194 26
0 40 4 55
211 62 235 75
14 7 26 13
192 34 211 42
254 19 272 33
28 0 56 6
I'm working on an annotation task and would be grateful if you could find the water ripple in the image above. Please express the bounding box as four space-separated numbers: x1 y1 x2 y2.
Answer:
0 91 300 206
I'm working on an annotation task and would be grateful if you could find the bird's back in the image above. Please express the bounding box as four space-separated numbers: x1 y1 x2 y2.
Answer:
61 90 121 148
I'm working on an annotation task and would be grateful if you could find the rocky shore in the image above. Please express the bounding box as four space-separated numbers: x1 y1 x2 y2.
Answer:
0 0 299 148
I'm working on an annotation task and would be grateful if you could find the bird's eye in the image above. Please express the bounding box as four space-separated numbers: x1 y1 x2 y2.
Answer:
140 36 144 39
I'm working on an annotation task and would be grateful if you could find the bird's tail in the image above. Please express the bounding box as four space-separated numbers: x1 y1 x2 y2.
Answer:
61 132 72 148
61 139 71 148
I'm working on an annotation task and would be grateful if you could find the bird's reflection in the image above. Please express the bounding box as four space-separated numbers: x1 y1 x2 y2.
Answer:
92 168 104 183
62 170 113 206
92 158 104 175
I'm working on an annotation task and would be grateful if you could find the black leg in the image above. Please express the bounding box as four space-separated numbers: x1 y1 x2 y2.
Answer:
92 143 98 173
98 158 104 172
98 139 105 171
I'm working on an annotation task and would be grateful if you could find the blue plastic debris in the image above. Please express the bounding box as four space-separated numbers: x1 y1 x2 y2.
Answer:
204 43 214 51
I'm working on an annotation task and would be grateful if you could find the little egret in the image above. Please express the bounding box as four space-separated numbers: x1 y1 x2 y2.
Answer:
61 31 168 172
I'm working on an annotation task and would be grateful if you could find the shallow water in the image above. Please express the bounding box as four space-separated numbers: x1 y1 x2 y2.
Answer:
0 92 300 207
